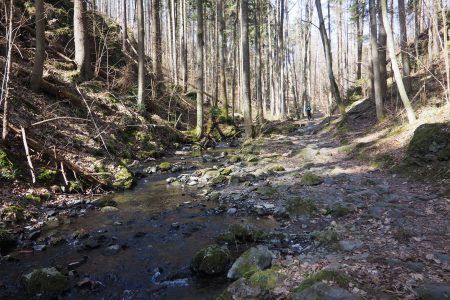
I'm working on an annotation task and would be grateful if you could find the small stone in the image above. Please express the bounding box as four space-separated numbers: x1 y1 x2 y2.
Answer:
166 177 176 184
100 206 119 213
227 208 237 215
103 244 121 256
338 240 364 252
33 244 46 252
171 223 180 229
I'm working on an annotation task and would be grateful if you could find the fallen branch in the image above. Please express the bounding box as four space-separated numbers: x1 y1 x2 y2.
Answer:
31 117 89 127
21 126 36 184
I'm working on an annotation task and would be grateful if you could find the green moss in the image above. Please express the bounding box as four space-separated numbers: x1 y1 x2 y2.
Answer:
247 266 281 289
326 204 354 217
221 167 232 176
211 174 227 185
294 270 350 293
24 193 43 204
37 168 58 183
0 149 16 180
23 268 69 296
245 155 259 162
191 244 231 275
311 229 342 246
286 198 317 216
229 223 253 240
137 150 160 160
301 172 323 186
69 180 83 192
229 155 241 163
159 162 173 172
112 166 134 189
239 264 259 279
269 165 285 172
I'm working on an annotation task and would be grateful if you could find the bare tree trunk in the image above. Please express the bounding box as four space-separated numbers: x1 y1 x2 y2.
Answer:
255 0 263 124
1 0 13 142
180 0 188 91
170 0 178 85
137 0 145 110
122 0 127 51
441 0 450 102
240 0 253 138
152 0 162 83
30 0 45 91
398 0 411 93
377 0 388 99
218 0 228 118
315 0 344 114
196 0 204 138
370 0 384 120
355 0 364 81
74 0 93 81
381 0 416 123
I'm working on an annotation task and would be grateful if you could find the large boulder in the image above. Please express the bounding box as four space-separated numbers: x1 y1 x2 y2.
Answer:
227 245 273 280
292 282 357 300
23 267 69 296
191 244 231 275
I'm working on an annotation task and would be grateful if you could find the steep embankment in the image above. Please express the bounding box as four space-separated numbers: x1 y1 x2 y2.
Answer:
0 1 200 220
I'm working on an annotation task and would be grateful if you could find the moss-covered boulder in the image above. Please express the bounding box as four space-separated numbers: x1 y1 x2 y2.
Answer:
269 165 285 172
227 245 273 280
211 175 227 185
112 166 135 190
293 270 351 293
229 155 241 163
191 244 231 275
37 168 58 183
407 123 450 161
159 162 173 172
23 267 69 296
220 167 233 176
301 172 323 186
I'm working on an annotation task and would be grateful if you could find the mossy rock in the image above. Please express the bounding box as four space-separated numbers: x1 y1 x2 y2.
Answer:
301 172 323 186
293 270 350 293
23 267 69 296
285 198 317 216
211 175 227 185
0 229 16 254
227 245 273 280
112 166 135 190
407 123 450 161
159 162 173 172
248 266 283 290
229 155 241 163
24 193 43 204
220 167 233 176
37 168 58 183
269 165 285 172
191 244 231 275
245 155 259 163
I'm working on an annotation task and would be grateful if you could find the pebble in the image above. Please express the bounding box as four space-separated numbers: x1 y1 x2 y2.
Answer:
226 208 237 215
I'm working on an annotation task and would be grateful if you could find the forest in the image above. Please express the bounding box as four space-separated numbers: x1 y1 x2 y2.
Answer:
0 0 449 299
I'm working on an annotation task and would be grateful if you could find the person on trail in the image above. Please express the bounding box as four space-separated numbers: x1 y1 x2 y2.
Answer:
306 104 312 121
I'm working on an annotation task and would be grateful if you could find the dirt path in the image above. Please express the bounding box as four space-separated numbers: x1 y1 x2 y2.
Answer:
215 119 450 299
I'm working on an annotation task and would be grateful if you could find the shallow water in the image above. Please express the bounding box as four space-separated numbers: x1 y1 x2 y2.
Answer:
0 151 278 300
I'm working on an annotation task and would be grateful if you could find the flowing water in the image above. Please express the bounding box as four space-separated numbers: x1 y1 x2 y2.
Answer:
0 150 278 300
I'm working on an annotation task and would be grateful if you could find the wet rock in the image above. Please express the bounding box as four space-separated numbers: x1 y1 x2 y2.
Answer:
103 244 121 256
68 257 88 270
145 166 158 174
27 230 41 241
171 165 182 173
293 282 357 300
33 244 46 252
90 198 117 208
191 244 231 275
77 278 104 291
227 245 273 280
166 177 176 184
22 267 69 296
100 206 119 213
226 208 237 215
416 282 450 299
338 240 364 252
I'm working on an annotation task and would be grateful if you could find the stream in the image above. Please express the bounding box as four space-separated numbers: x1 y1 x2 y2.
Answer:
0 148 279 300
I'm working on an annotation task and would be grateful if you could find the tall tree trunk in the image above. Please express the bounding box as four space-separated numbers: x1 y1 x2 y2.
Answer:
441 0 450 102
398 0 411 93
218 0 228 118
356 0 364 81
196 0 204 138
255 0 263 124
2 0 13 142
74 0 93 81
137 0 145 110
377 0 388 99
370 0 384 120
240 0 253 138
122 0 127 51
170 0 178 85
315 0 344 114
152 0 162 83
381 0 416 123
30 0 45 91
